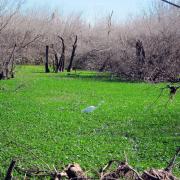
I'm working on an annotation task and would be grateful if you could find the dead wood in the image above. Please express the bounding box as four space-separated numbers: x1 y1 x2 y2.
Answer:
4 149 179 180
141 148 180 180
58 36 66 72
165 148 180 173
65 163 87 180
161 0 180 8
101 160 142 180
141 169 178 180
4 160 16 180
2 43 17 79
67 35 78 72
51 44 59 73
45 45 50 73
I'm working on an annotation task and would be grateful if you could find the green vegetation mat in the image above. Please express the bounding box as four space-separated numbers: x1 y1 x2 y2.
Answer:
0 66 179 177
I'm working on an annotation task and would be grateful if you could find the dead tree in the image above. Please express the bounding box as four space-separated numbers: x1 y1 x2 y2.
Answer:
67 35 77 72
51 44 59 73
9 52 15 78
51 37 66 73
107 11 113 36
136 40 145 79
58 36 66 72
0 1 23 80
1 43 17 79
45 45 50 73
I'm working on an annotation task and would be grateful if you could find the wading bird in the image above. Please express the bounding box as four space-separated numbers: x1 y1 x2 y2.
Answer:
81 101 104 113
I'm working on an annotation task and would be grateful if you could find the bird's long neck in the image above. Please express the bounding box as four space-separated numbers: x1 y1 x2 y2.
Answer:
97 101 104 107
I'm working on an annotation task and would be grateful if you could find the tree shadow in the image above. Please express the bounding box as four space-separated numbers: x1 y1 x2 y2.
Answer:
56 72 143 83
31 70 143 83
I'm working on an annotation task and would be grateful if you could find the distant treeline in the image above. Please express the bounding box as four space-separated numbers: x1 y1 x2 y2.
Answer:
0 0 179 82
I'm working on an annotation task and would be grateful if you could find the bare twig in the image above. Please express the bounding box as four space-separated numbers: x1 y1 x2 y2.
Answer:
127 165 143 180
146 84 180 110
100 160 120 178
143 170 159 179
15 166 51 178
161 0 180 8
4 160 16 180
0 0 24 33
165 147 180 172
16 35 42 51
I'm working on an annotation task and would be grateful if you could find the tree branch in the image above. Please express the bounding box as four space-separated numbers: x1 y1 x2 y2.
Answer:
161 0 180 8
164 147 180 172
4 160 16 180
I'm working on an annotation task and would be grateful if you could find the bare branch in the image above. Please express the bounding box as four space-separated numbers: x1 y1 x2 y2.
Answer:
5 160 16 180
17 34 42 50
165 147 180 172
161 0 180 8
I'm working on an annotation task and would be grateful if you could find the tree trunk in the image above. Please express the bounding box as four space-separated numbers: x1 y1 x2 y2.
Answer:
136 40 145 80
67 35 77 72
2 43 17 79
58 36 65 72
9 53 15 78
45 45 50 73
51 44 59 73
54 53 59 73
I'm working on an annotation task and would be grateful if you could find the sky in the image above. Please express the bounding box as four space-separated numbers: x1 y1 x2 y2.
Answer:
24 0 155 23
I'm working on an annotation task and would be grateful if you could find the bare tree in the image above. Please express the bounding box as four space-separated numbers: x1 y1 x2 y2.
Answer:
45 45 50 73
58 36 66 72
67 35 78 72
0 0 24 79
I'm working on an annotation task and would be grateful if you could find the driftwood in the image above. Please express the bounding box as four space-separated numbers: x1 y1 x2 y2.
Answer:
101 149 179 180
4 148 179 179
15 164 85 180
100 160 143 180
